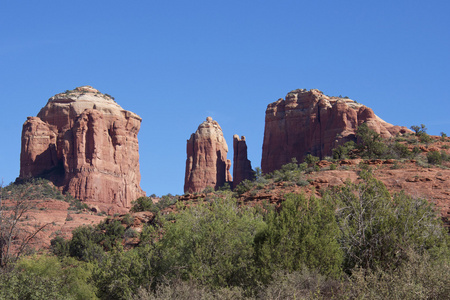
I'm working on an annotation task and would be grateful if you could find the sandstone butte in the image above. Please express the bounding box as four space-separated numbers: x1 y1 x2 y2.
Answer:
184 117 232 193
261 89 411 174
19 86 145 211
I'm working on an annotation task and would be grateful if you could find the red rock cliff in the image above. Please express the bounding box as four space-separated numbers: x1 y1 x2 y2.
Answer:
261 89 410 174
184 117 232 193
233 135 254 188
20 86 144 209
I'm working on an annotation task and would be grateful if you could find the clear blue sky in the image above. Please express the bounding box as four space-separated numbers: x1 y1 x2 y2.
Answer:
1 1 449 196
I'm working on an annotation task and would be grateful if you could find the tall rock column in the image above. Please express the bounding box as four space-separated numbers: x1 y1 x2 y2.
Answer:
19 86 144 209
184 117 232 193
232 135 254 188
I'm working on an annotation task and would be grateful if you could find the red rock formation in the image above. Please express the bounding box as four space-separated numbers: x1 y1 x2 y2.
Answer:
184 117 232 193
261 89 410 174
20 86 144 209
233 135 254 188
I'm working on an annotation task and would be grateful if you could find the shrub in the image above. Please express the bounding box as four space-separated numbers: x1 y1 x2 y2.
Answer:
344 249 450 299
156 193 178 210
122 214 134 226
234 179 254 195
201 186 214 194
218 182 231 191
257 269 339 300
419 132 432 144
328 170 449 273
158 195 265 288
52 219 128 262
296 179 309 187
390 141 411 159
332 141 356 159
50 236 70 257
304 154 320 166
132 279 246 300
131 197 159 213
94 247 156 300
356 123 387 158
67 225 106 262
391 161 401 169
254 193 343 281
3 178 63 201
427 151 443 164
412 146 422 157
0 255 97 300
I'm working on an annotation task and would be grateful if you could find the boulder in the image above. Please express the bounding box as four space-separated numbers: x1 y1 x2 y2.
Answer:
184 117 232 193
19 86 144 208
261 89 410 173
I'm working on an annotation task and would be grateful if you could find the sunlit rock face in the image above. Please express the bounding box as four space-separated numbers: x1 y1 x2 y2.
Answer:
184 117 232 193
20 86 144 208
261 89 410 173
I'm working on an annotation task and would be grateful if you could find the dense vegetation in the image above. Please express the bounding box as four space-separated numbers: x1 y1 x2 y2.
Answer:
1 124 450 299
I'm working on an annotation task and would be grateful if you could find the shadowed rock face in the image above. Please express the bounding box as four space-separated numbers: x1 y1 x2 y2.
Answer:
184 117 232 193
233 135 254 188
261 89 410 174
20 86 144 208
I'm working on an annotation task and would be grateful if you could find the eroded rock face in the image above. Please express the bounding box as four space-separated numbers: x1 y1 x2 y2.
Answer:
20 86 144 208
261 89 410 173
184 117 232 193
233 135 254 188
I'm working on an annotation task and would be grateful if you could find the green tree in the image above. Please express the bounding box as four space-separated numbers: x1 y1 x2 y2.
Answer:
158 195 265 288
304 154 319 166
254 193 343 281
332 141 356 160
93 247 156 300
390 141 412 159
356 123 387 158
427 151 443 164
52 219 127 262
411 124 427 136
130 197 159 213
0 255 97 300
411 124 432 144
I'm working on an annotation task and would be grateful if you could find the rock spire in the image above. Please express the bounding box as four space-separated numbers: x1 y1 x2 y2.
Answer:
233 135 254 188
184 117 232 193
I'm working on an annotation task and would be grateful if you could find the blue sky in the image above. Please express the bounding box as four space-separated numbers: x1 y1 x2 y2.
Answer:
1 0 449 196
